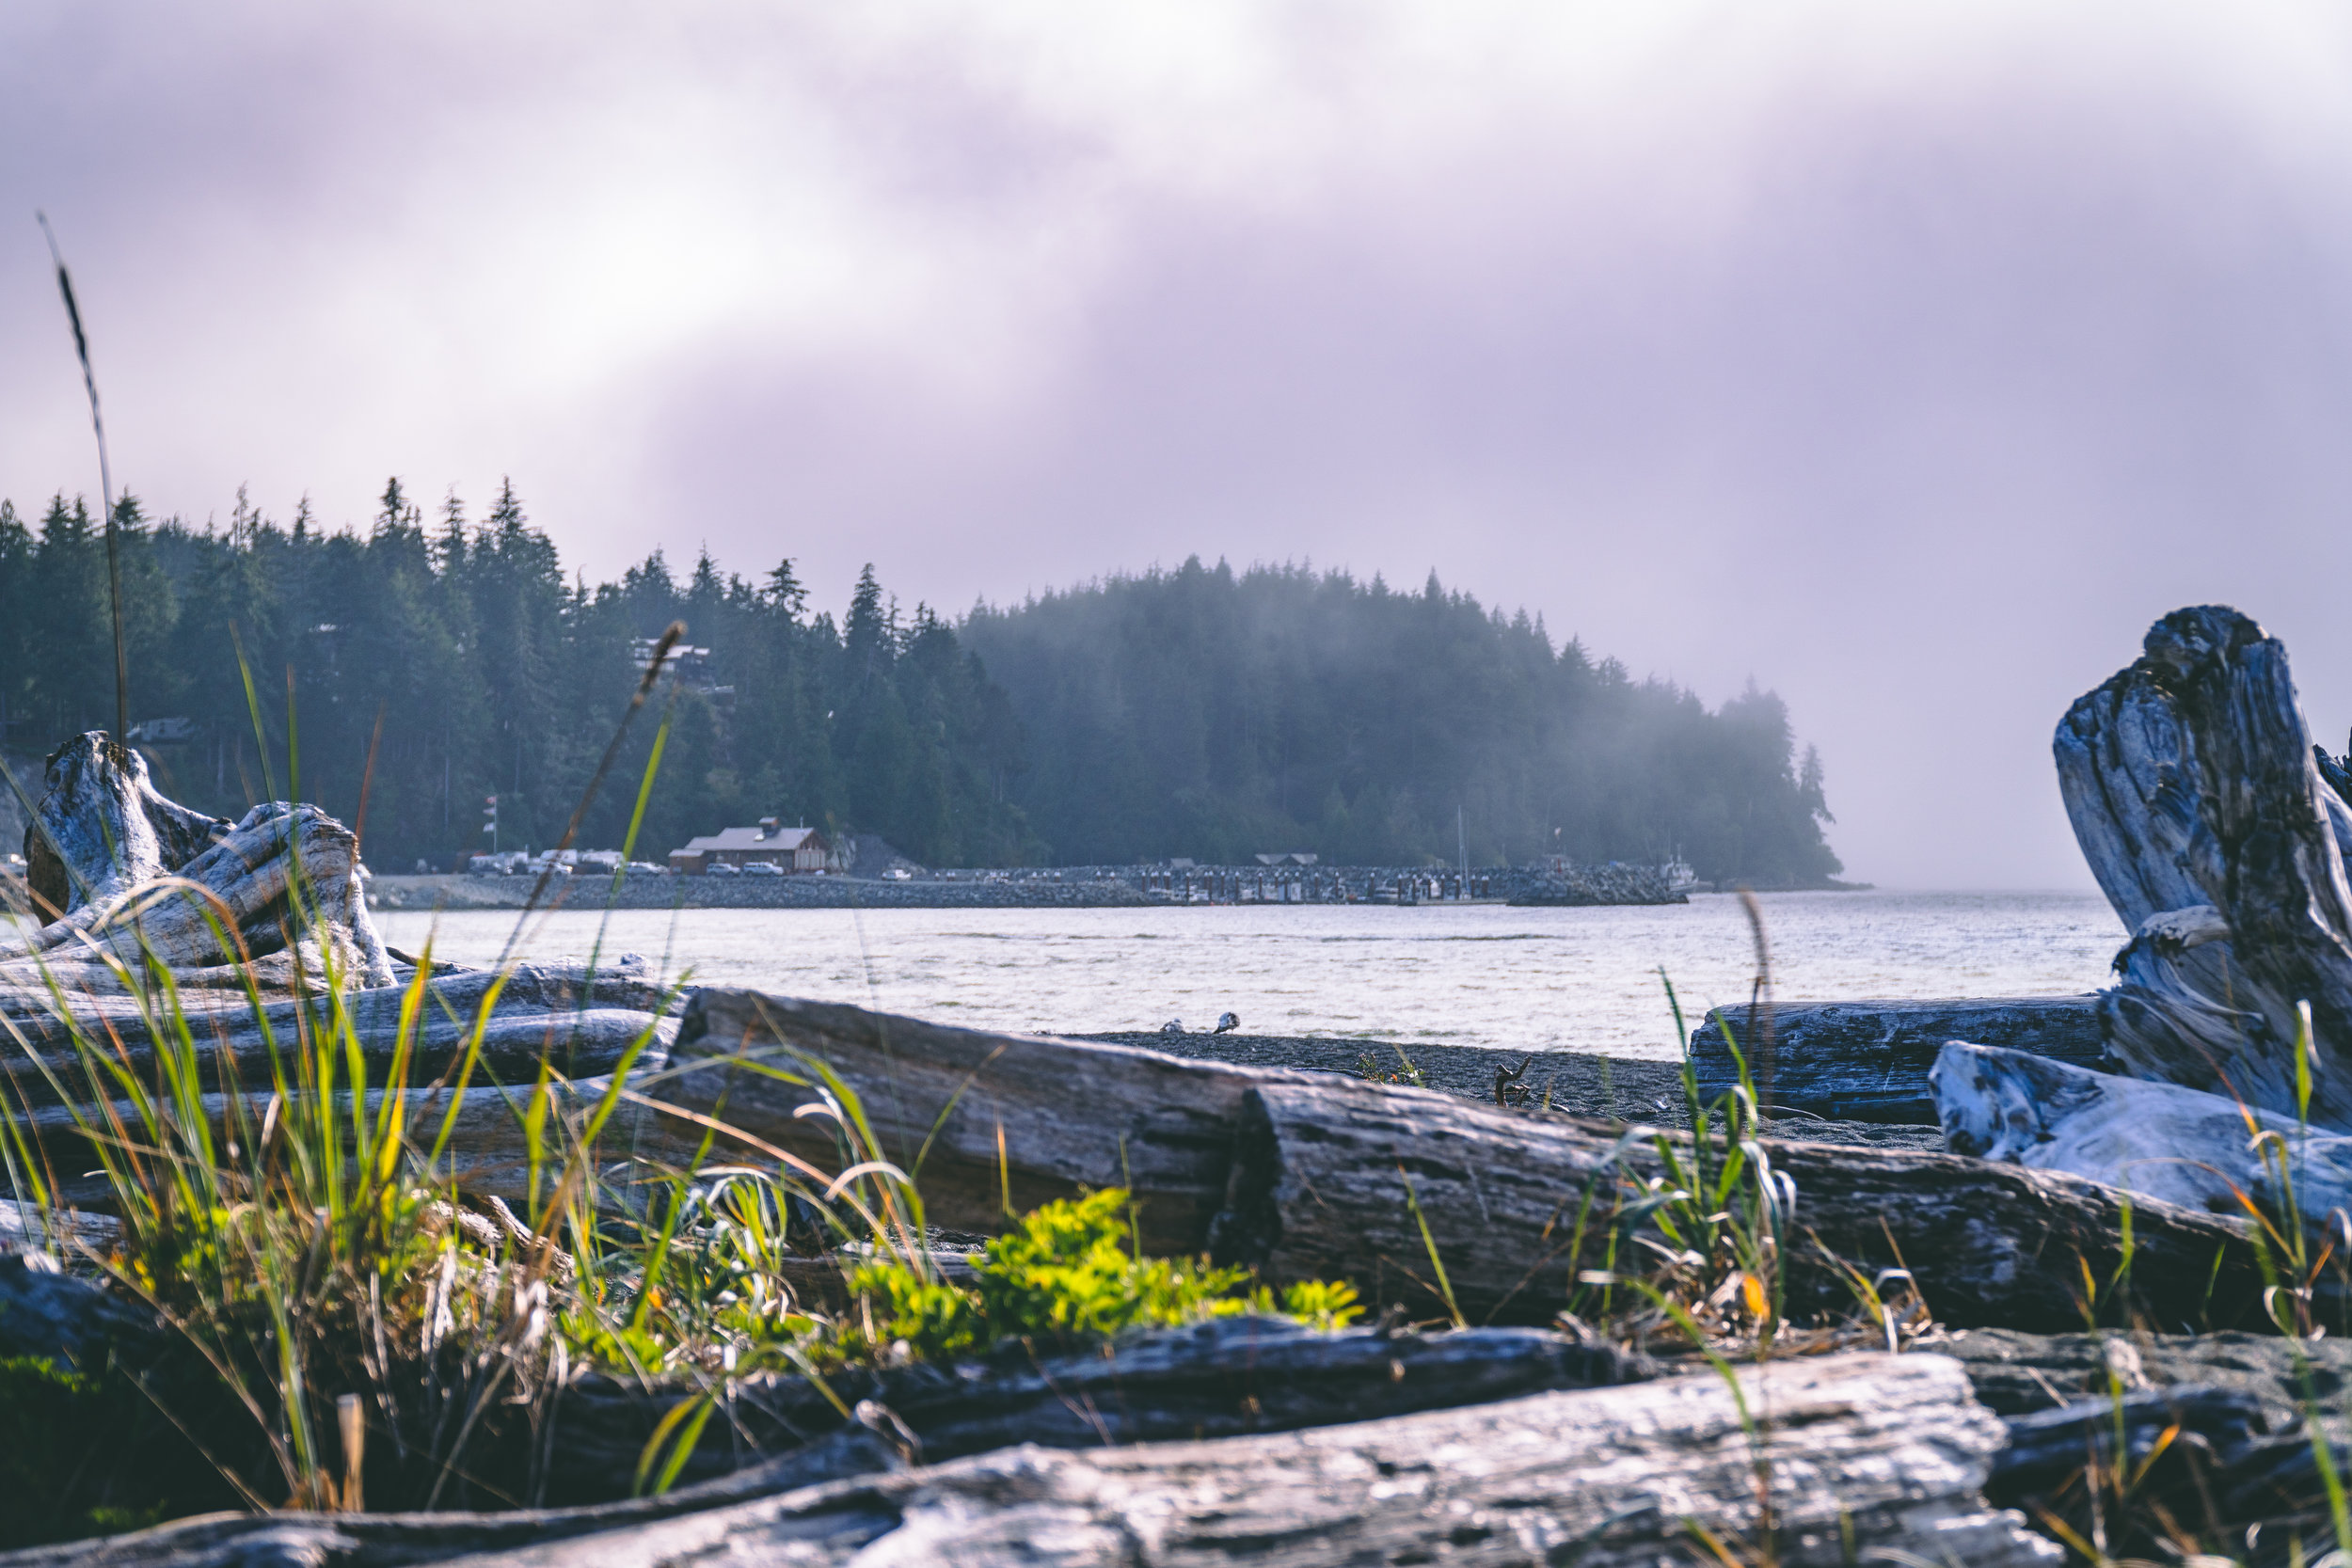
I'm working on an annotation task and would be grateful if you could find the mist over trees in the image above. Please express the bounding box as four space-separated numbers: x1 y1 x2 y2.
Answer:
0 485 1840 882
964 560 1838 882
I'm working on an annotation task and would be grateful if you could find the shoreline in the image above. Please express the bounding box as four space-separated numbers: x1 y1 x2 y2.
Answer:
366 872 1159 911
364 872 1860 913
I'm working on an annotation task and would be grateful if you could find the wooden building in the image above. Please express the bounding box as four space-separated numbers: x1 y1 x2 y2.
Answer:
669 819 835 874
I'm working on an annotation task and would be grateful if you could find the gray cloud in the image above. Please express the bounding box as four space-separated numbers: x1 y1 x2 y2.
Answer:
7 2 2352 888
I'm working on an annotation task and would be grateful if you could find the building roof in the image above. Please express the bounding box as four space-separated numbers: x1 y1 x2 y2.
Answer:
677 825 825 854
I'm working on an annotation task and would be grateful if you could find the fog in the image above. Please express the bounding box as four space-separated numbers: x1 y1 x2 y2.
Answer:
7 3 2352 889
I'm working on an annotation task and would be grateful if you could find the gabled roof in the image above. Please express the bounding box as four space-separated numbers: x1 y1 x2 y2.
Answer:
677 825 824 853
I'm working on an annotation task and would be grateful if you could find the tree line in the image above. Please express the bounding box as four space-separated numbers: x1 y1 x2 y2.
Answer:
0 483 1032 870
962 560 1840 884
0 486 1840 883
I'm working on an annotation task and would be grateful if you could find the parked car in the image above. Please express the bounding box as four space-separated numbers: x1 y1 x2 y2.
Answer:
742 861 784 877
882 867 913 880
706 863 741 877
625 862 666 875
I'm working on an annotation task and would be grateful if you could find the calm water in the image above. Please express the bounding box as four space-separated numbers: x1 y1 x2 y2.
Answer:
373 890 2123 1061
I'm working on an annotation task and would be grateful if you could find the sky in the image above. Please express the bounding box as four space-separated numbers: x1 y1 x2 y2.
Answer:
6 3 2352 890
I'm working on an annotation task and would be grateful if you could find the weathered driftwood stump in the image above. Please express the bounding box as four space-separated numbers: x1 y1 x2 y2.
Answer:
2055 606 2352 1126
1935 607 2352 1215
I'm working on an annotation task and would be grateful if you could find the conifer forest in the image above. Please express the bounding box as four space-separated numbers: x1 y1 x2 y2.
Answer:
0 482 1841 882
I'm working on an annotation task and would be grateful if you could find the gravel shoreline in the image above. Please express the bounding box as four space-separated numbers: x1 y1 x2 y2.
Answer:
367 873 1155 911
1079 1031 1942 1150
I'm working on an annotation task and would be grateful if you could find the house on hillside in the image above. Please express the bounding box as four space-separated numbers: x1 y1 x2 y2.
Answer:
669 819 837 874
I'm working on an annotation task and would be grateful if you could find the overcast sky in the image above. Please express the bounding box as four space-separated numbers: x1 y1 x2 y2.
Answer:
7 3 2352 889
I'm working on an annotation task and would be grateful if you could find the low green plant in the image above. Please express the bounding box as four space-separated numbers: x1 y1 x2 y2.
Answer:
1560 971 1793 1357
839 1188 1360 1363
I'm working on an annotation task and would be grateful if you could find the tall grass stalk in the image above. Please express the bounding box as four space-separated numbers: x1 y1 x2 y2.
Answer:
36 213 128 748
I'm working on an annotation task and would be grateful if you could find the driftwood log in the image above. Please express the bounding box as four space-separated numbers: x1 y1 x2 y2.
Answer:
667 990 2271 1331
663 989 1327 1256
0 1254 1648 1511
1933 1040 2352 1226
19 1070 700 1212
548 1314 1653 1502
1210 1079 2280 1331
0 960 674 1091
2056 606 2352 1129
0 1353 2057 1568
1966 1332 2352 1560
4 958 689 1209
1689 995 2106 1122
426 1353 2060 1568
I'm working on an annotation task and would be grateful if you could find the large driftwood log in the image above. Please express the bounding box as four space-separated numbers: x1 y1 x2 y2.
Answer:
444 1354 2058 1568
3 956 686 1209
0 1354 2056 1568
0 960 675 1107
0 1255 1649 1512
19 1072 699 1212
2056 607 2352 1129
1933 1040 2352 1226
664 989 1329 1256
664 990 2263 1329
548 1314 1652 1502
1208 1078 2277 1331
1689 995 2106 1123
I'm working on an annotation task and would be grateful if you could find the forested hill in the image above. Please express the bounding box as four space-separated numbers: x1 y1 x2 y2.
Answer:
0 486 1839 883
963 560 1838 883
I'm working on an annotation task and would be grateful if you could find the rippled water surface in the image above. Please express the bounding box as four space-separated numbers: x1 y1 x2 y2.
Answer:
373 890 2122 1060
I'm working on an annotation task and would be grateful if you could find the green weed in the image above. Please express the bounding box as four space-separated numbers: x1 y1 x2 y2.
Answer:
834 1189 1359 1364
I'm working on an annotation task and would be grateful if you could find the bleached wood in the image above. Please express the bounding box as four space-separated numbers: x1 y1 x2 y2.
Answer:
1932 1039 2352 1227
3 790 395 992
2055 606 2352 1128
15 734 229 917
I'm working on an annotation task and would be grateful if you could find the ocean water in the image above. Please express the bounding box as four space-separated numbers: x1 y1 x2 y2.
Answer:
373 889 2124 1060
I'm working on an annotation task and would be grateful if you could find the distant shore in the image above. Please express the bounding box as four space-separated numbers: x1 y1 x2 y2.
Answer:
365 872 1157 911
363 869 1862 913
